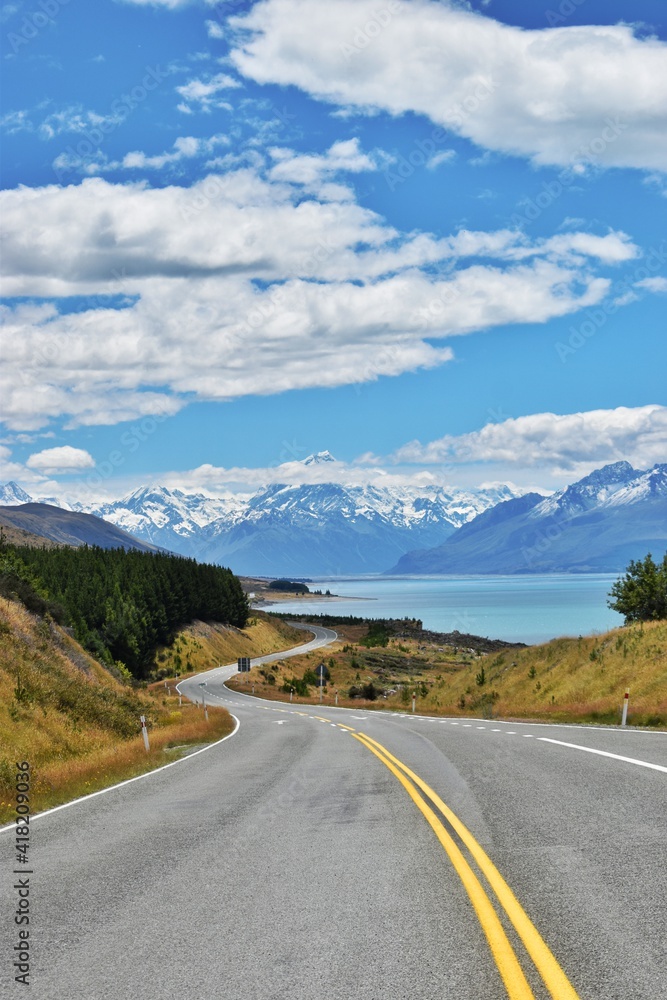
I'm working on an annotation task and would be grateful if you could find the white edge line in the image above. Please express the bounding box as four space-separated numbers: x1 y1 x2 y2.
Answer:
538 737 667 773
0 715 241 835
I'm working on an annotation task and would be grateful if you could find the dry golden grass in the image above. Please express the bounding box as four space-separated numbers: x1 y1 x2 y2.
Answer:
0 599 242 822
152 613 304 678
227 619 667 728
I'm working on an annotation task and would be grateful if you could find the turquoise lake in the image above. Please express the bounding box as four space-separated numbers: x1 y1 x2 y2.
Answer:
265 574 624 645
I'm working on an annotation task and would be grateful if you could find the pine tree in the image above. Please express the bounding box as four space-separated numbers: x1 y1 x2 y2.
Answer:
608 552 667 624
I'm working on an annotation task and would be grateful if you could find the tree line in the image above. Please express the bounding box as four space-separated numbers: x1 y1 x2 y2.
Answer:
0 540 248 679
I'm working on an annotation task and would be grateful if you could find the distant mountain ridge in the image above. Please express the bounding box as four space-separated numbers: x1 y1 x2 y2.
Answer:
0 502 161 553
0 456 523 575
389 462 667 575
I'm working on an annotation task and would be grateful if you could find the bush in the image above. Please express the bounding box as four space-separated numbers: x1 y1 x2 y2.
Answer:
360 623 390 648
608 552 667 623
282 677 310 696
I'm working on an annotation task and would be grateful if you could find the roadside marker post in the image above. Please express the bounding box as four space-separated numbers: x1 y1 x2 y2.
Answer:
621 688 630 727
290 687 294 703
335 690 338 706
140 715 150 752
203 695 208 722
178 693 182 707
412 692 416 714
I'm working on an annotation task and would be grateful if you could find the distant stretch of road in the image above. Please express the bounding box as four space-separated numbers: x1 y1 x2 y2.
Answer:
4 624 666 999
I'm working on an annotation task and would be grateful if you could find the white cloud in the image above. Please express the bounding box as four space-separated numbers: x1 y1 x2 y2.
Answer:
426 149 456 170
206 20 224 40
176 72 241 113
230 0 667 171
268 137 380 188
119 134 229 171
0 169 639 431
0 109 33 134
153 456 456 496
391 405 667 475
26 446 95 474
636 276 667 293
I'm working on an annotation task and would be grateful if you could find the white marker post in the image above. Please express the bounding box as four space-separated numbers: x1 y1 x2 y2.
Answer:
335 690 338 706
412 692 416 714
621 688 630 727
290 687 294 703
140 715 150 752
319 680 323 704
203 695 209 722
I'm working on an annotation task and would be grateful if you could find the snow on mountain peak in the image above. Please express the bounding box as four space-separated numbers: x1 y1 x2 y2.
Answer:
0 481 33 505
301 451 336 465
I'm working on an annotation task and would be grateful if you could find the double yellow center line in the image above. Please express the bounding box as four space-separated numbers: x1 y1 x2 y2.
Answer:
353 731 580 1000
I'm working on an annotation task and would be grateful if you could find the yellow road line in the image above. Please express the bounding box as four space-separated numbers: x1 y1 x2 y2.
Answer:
353 733 535 1000
357 732 580 1000
336 724 356 732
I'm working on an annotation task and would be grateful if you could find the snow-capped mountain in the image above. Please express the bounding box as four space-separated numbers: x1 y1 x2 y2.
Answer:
191 479 521 574
391 463 667 575
0 458 523 574
92 485 248 551
0 482 33 505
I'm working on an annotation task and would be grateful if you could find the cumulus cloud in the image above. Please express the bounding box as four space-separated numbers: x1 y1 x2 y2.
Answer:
0 162 640 431
26 446 95 474
268 137 380 185
230 0 667 171
391 405 667 475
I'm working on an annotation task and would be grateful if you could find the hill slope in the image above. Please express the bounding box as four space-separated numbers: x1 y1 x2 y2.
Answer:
390 463 667 574
0 503 161 552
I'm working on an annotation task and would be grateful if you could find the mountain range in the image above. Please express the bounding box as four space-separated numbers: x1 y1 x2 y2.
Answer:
390 462 667 575
0 452 520 575
2 457 664 576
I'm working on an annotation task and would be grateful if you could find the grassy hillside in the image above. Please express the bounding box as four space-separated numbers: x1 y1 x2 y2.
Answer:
153 613 305 678
228 618 667 728
0 603 303 823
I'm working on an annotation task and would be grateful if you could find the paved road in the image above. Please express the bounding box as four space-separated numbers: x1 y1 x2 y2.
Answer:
3 627 666 999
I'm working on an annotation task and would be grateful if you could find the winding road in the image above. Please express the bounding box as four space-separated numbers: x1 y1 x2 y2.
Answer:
3 624 666 999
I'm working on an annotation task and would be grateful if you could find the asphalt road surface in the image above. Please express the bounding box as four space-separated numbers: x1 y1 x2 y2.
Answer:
3 625 666 999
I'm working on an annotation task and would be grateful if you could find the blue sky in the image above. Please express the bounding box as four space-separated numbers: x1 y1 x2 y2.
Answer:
1 0 666 500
